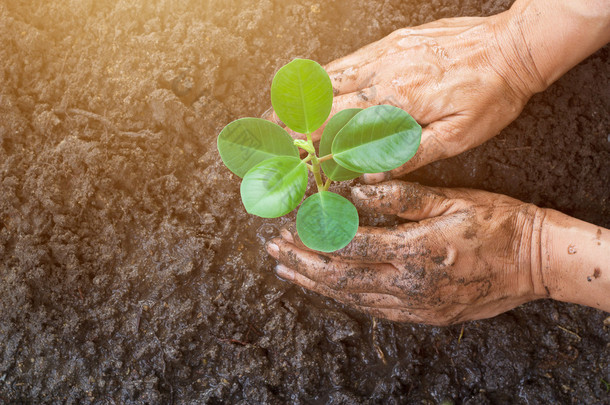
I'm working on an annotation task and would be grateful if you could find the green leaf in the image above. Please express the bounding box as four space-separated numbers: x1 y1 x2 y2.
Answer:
271 59 333 134
296 191 359 252
332 105 422 174
319 108 363 181
217 118 299 178
241 156 308 218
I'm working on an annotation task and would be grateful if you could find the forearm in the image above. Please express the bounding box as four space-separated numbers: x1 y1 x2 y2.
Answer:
537 209 610 311
493 0 610 96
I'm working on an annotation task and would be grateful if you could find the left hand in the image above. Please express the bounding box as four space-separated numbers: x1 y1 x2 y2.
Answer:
266 181 547 325
263 13 540 180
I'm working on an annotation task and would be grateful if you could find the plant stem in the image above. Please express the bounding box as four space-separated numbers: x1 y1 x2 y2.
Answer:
303 132 325 192
301 155 313 164
311 155 324 192
323 178 331 191
318 154 333 163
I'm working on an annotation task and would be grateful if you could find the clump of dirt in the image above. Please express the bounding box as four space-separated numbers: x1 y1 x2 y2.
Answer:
0 0 608 403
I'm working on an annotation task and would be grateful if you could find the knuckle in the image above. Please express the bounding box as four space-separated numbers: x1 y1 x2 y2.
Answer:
321 267 345 288
299 276 318 291
357 86 376 103
393 263 448 306
278 247 303 269
337 233 371 258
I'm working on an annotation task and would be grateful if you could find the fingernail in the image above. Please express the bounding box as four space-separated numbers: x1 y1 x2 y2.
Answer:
363 172 389 184
280 228 294 243
266 242 279 258
275 264 295 281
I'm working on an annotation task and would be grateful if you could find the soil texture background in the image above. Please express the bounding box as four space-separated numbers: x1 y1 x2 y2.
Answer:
0 0 609 403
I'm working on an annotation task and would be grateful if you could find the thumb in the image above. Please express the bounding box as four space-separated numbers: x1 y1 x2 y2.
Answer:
351 180 459 221
362 120 457 184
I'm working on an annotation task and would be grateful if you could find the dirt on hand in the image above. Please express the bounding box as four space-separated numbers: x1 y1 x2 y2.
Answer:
0 0 608 403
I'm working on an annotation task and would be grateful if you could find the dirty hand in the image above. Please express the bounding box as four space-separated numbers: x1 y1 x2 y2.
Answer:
266 181 547 326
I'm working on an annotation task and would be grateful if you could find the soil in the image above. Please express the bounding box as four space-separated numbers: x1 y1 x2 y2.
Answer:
0 0 608 404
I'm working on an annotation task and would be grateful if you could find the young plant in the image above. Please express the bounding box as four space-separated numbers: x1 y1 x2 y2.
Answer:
217 59 421 252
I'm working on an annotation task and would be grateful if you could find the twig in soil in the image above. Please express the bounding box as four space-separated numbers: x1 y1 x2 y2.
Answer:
557 325 581 341
458 324 465 343
244 323 263 342
371 317 387 365
215 337 248 346
61 108 120 132
59 48 71 78
78 287 84 302
135 307 142 335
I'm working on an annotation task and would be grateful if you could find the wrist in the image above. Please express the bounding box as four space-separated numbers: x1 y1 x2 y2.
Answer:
527 207 549 299
539 209 610 311
494 0 610 97
506 203 548 302
486 10 546 102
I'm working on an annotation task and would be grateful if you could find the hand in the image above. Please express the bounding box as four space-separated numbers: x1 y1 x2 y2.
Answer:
264 1 609 180
266 181 548 325
264 12 542 181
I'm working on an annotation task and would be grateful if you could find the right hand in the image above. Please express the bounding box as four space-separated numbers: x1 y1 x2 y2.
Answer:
264 11 544 182
266 180 547 325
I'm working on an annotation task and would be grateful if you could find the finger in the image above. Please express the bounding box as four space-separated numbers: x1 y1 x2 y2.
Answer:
268 237 396 290
327 65 378 96
351 180 462 221
274 264 404 308
305 87 384 142
324 52 370 78
362 119 461 183
279 225 296 243
282 225 426 263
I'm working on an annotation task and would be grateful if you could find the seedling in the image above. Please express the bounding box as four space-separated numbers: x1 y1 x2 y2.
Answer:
217 59 421 252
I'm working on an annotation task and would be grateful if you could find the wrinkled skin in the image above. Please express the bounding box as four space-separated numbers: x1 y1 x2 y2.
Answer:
264 14 539 181
266 181 545 326
263 2 610 324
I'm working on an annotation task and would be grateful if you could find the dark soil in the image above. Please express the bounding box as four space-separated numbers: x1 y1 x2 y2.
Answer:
1 0 608 403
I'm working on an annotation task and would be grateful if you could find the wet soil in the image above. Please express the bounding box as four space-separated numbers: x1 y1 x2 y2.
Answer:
1 0 609 403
